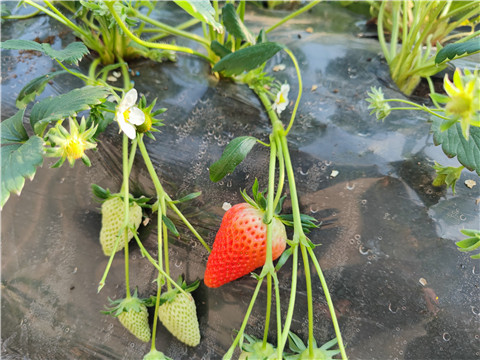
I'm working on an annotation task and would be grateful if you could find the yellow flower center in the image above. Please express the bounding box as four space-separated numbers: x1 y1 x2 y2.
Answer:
446 92 473 119
278 92 286 104
123 109 131 122
64 136 86 161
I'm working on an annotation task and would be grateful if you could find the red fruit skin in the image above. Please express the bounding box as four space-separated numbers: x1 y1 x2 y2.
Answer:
204 203 287 288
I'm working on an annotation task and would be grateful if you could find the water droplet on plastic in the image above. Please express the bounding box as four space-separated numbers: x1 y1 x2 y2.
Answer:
472 306 480 315
309 206 319 214
388 303 398 313
300 168 309 175
175 259 182 268
459 214 466 221
442 332 451 341
349 239 355 245
361 199 367 205
346 182 356 190
359 246 370 255
64 327 70 333
354 234 361 240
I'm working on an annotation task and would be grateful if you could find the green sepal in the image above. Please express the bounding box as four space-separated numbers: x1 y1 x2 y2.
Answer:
210 40 232 58
278 214 320 234
102 289 149 316
170 191 202 204
275 247 293 271
162 215 180 237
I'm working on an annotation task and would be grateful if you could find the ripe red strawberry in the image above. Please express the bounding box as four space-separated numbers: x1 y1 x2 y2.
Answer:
204 202 287 288
100 196 143 256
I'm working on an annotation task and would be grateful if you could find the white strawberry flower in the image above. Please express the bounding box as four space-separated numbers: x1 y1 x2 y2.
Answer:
115 88 145 139
272 83 290 115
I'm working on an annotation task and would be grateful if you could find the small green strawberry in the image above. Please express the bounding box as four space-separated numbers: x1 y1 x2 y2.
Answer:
239 333 277 360
143 349 172 360
158 278 201 347
99 196 143 256
103 290 151 343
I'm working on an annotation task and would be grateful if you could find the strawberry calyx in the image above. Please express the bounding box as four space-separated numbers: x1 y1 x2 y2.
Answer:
143 349 172 360
102 289 151 316
285 332 340 360
240 178 320 234
239 333 277 360
92 183 151 207
147 277 200 306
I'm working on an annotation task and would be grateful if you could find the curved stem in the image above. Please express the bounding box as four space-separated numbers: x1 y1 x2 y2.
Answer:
283 48 303 136
147 19 200 42
266 0 322 34
262 273 272 348
106 2 214 64
300 244 314 357
308 247 347 359
41 0 90 39
137 136 211 252
272 136 285 211
160 193 172 292
131 8 209 47
2 9 40 20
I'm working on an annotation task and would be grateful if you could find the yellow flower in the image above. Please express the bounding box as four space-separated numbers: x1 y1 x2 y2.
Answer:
443 69 480 139
46 117 97 168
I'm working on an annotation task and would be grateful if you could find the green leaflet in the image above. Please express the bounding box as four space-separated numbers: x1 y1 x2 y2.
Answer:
431 118 480 175
29 86 110 136
0 40 89 65
212 42 284 76
1 108 28 144
16 70 70 109
1 133 44 208
210 40 231 58
435 39 480 64
174 0 223 33
222 3 255 44
209 136 257 182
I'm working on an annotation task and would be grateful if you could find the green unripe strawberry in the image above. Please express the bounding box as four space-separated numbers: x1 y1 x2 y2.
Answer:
104 292 151 343
100 197 142 256
158 290 200 347
135 112 152 133
118 302 151 343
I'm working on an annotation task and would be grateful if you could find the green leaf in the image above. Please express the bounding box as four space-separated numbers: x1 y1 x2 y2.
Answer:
456 229 480 259
91 184 111 200
29 86 109 136
209 136 257 182
174 0 223 33
432 118 480 175
1 136 44 208
0 40 89 65
0 109 27 144
212 42 284 76
435 39 480 64
222 3 255 44
210 40 231 58
16 70 69 109
275 247 292 271
162 215 179 237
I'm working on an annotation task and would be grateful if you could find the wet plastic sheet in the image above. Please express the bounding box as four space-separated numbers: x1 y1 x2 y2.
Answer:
2 2 479 359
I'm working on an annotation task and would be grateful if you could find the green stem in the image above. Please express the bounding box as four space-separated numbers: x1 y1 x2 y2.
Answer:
278 244 298 354
131 9 209 48
272 136 285 211
150 191 165 351
122 134 132 299
300 244 314 357
266 0 322 34
2 9 40 20
262 273 272 348
55 59 90 83
223 278 264 360
132 232 189 298
88 58 102 82
41 0 90 39
308 247 348 360
161 193 172 292
377 1 390 63
137 136 211 252
106 2 214 64
146 19 200 42
283 48 303 136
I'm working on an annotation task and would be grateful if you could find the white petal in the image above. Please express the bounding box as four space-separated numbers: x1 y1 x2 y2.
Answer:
116 111 125 125
128 107 145 125
281 84 290 94
123 88 138 108
120 121 136 139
